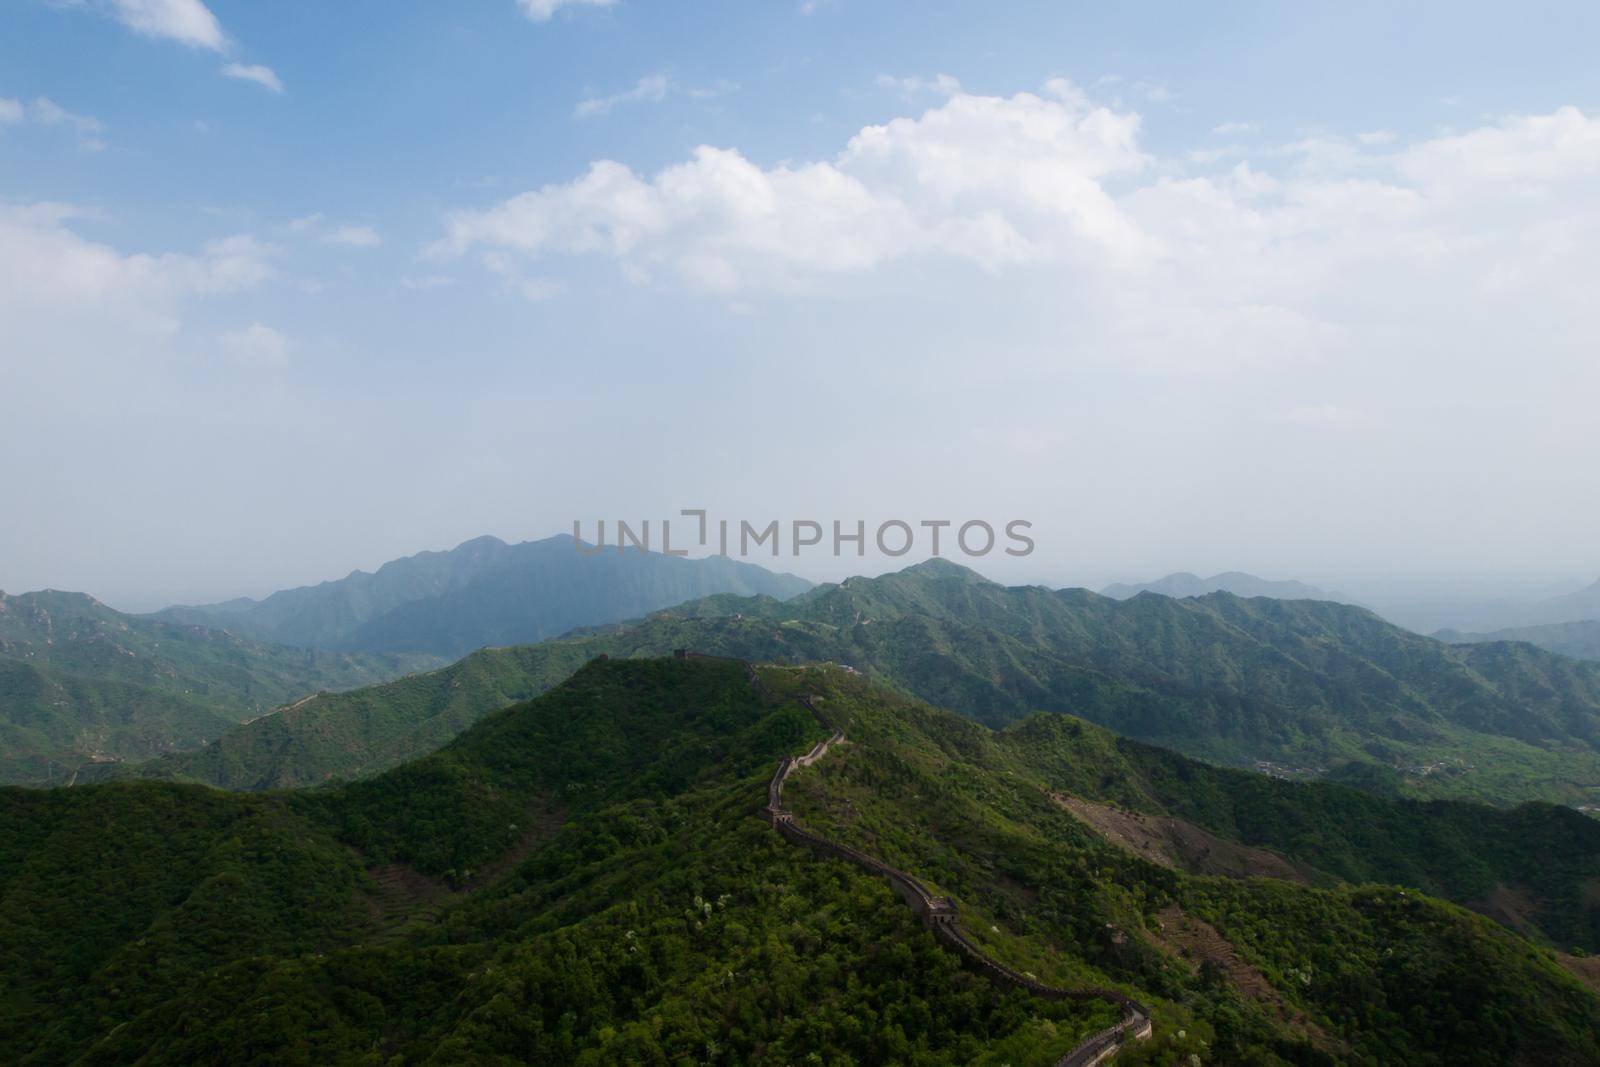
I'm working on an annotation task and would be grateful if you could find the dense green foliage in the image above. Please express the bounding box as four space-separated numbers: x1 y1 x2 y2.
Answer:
0 589 434 785
5 658 1598 1066
162 533 811 658
997 715 1600 953
778 669 1600 1065
1 660 1107 1065
124 559 1600 809
91 642 596 789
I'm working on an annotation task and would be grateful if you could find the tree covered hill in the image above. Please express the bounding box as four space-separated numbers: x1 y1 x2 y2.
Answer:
5 657 1597 1065
114 559 1600 808
0 589 435 786
1438 620 1600 663
158 533 812 658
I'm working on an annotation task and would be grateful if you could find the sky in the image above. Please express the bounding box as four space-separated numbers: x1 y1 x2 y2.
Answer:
2 0 1599 611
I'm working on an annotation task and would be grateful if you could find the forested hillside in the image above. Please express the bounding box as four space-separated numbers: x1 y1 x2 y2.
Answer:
6 657 1597 1065
0 589 434 785
117 560 1600 809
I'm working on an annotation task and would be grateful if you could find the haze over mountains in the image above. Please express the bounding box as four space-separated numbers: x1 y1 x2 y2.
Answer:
0 539 812 786
159 533 811 659
1102 570 1600 655
0 589 432 786
11 552 1600 1062
1392 578 1600 636
1438 620 1600 664
110 559 1600 810
1100 571 1352 604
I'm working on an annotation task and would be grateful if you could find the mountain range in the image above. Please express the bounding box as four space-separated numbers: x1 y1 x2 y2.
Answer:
1100 571 1351 603
7 656 1597 1064
1378 578 1600 636
158 533 811 658
108 559 1600 809
0 589 434 786
0 539 811 786
1437 620 1600 663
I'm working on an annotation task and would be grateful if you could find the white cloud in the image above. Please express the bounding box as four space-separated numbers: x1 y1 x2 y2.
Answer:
1132 80 1175 103
324 225 382 247
686 79 738 101
517 0 614 22
400 274 454 291
219 322 290 367
286 215 382 247
1397 106 1600 187
31 97 103 132
3 97 106 149
575 74 670 118
29 97 100 131
1213 121 1258 136
436 89 1600 383
574 74 733 118
64 1 282 95
441 82 1151 292
0 203 276 349
221 62 284 93
876 73 962 99
106 0 226 51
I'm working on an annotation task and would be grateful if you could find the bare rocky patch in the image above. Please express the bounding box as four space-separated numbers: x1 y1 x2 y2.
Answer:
1050 792 1320 884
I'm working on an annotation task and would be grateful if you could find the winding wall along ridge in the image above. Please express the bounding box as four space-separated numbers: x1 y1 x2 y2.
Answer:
671 652 1154 1066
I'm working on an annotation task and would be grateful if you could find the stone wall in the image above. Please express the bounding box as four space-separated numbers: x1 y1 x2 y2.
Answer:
721 652 1152 1066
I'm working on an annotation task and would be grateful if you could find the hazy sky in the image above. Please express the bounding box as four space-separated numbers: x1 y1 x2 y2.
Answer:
3 0 1599 610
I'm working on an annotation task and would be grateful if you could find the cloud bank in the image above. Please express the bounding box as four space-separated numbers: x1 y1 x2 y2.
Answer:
436 85 1600 377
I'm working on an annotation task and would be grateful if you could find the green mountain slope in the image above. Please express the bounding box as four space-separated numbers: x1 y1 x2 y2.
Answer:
161 533 811 658
0 590 436 785
119 560 1600 808
1438 621 1600 663
996 716 1600 955
6 658 1597 1065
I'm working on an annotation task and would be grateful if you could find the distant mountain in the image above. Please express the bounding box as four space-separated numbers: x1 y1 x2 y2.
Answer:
12 658 1600 1064
159 533 811 659
117 559 1600 808
1100 570 1351 603
0 589 433 785
1380 577 1600 635
1438 620 1600 663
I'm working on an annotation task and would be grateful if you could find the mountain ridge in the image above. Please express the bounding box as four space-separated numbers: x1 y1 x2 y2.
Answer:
105 560 1600 809
1100 570 1351 603
158 533 812 658
8 656 1598 1064
0 588 434 785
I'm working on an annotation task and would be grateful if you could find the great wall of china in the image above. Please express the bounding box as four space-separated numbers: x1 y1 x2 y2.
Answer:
674 651 1154 1067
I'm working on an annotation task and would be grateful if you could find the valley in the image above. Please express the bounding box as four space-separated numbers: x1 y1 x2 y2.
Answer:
6 655 1599 1065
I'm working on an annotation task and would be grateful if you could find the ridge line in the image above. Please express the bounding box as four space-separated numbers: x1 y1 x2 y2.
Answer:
675 651 1156 1066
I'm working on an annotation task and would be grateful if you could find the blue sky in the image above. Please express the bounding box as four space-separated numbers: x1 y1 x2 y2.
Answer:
3 1 1599 608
